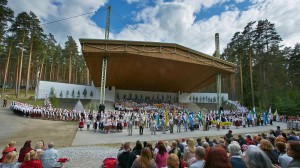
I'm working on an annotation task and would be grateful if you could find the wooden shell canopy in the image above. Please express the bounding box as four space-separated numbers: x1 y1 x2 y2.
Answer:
80 39 235 93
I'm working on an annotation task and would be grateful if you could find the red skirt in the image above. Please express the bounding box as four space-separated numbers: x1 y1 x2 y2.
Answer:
235 120 240 127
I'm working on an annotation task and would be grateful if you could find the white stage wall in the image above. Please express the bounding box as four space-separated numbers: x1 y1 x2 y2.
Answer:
36 81 228 103
179 92 228 103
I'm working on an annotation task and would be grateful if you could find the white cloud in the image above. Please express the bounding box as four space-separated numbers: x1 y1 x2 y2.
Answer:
8 0 107 48
235 0 245 3
126 0 141 4
7 0 300 55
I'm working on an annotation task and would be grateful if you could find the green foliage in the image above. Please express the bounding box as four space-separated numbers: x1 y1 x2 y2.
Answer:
49 87 59 108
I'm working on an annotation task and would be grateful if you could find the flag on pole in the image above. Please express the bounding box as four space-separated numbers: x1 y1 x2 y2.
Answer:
155 113 159 127
165 107 169 127
196 112 201 122
173 108 177 117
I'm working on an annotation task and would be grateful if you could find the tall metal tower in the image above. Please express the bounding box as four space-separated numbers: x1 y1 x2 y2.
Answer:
100 6 111 106
215 33 222 110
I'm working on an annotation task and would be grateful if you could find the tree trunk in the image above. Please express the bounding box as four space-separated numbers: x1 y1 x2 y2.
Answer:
15 54 20 97
25 37 34 97
56 64 60 82
17 31 26 98
250 48 255 107
2 43 12 97
50 55 53 81
239 53 243 105
39 58 45 81
68 52 72 83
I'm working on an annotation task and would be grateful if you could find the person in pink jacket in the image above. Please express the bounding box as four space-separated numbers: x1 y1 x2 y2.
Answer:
155 144 169 168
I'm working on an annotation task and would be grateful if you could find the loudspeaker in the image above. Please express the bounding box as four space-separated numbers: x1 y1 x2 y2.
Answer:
99 104 105 113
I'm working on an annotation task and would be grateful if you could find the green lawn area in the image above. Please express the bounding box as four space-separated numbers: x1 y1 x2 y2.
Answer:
1 89 44 106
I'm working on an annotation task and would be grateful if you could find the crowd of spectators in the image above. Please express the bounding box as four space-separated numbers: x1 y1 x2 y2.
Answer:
116 128 300 168
0 141 59 168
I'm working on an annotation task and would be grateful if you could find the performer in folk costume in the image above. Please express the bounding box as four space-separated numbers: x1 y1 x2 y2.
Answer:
161 117 166 134
150 116 156 135
106 117 112 133
216 118 221 131
117 119 122 132
79 119 84 131
86 119 91 131
127 112 133 136
134 113 138 129
234 116 240 129
139 116 144 135
169 116 174 133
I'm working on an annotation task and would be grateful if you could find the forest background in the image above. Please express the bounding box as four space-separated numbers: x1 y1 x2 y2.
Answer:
0 0 299 115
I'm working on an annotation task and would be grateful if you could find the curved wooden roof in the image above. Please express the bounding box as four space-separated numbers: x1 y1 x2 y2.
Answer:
80 39 235 93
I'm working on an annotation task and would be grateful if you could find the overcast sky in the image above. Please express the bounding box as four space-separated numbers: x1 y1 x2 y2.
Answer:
7 0 300 55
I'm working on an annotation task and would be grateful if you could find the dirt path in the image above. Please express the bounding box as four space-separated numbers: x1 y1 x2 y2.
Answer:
0 106 77 150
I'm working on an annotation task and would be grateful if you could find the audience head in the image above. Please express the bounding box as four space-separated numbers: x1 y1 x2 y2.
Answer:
228 141 242 156
203 147 231 168
48 142 54 149
35 141 43 150
202 142 210 149
259 139 273 152
187 138 195 152
158 144 167 155
143 141 147 148
135 140 143 151
275 142 286 154
287 141 300 159
138 147 153 167
195 146 206 160
24 150 37 161
8 141 16 147
245 145 273 168
3 151 17 163
167 153 179 168
22 140 31 148
171 141 177 148
123 141 130 151
275 136 286 143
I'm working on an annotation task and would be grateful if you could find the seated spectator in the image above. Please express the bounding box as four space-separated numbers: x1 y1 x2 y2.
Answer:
228 142 246 168
20 150 42 168
286 141 300 167
183 138 196 164
190 146 205 168
168 141 180 161
0 141 17 163
131 147 156 168
128 140 143 168
226 130 233 139
117 142 131 168
18 141 32 163
259 139 279 165
34 142 44 158
275 142 292 168
166 153 179 168
203 147 231 168
41 142 58 168
156 144 168 168
237 135 247 147
287 131 299 141
0 151 21 168
245 145 273 168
